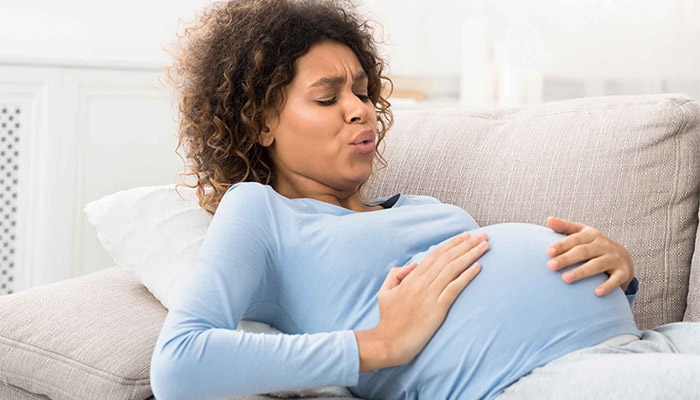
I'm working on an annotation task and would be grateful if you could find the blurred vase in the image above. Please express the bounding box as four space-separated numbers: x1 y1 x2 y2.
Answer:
460 15 496 108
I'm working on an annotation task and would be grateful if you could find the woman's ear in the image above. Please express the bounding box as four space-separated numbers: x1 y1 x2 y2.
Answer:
257 110 278 147
257 126 274 147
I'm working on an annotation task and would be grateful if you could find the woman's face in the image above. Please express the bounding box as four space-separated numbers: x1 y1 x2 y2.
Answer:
258 40 378 202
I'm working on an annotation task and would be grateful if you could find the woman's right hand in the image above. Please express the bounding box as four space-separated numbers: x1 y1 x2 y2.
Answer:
375 231 490 367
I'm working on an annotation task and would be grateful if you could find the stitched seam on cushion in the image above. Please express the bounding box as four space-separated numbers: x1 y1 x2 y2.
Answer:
2 370 148 400
0 334 150 386
667 97 696 110
3 370 82 400
2 382 49 400
670 97 700 322
407 97 697 120
664 98 690 323
668 97 698 318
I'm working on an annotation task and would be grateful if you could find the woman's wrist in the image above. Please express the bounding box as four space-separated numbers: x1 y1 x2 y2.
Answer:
354 328 395 372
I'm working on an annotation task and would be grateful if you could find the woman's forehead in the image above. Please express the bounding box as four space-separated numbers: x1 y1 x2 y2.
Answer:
294 42 364 86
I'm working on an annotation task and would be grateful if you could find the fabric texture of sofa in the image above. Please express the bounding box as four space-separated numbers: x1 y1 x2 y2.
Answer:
1 93 699 400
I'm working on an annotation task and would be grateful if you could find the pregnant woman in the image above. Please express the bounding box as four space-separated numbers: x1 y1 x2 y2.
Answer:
149 1 700 399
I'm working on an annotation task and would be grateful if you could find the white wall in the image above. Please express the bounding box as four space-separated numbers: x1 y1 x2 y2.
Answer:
0 0 211 66
3 0 698 79
363 0 700 79
362 0 700 105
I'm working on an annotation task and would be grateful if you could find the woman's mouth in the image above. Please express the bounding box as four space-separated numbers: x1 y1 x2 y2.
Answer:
352 140 375 154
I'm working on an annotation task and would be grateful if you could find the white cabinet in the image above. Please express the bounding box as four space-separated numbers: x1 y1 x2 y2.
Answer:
0 62 181 293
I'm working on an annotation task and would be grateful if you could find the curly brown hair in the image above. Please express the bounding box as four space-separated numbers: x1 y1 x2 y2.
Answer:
164 0 394 215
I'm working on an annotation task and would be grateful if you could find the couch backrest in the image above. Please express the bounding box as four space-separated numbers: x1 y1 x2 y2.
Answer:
364 93 700 330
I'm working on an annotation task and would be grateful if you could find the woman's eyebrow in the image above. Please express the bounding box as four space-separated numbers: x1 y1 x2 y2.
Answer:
308 70 367 88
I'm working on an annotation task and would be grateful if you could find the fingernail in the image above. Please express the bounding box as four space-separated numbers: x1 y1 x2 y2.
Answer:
548 259 559 269
564 272 574 281
477 232 487 239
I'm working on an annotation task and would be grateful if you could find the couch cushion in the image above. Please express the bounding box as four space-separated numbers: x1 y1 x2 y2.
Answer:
0 382 360 400
363 93 700 329
0 266 164 400
0 267 365 400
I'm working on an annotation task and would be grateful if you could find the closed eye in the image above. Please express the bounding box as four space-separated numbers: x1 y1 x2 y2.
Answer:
316 94 371 106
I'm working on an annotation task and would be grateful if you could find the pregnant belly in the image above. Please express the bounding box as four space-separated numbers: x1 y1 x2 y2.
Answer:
368 222 640 400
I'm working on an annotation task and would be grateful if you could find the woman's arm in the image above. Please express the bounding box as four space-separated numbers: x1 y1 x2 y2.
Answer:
149 184 362 399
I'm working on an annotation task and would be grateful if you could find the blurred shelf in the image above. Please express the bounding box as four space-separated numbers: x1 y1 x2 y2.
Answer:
388 96 462 110
0 55 166 71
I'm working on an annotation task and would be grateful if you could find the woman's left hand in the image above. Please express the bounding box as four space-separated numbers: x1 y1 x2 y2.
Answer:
544 216 634 297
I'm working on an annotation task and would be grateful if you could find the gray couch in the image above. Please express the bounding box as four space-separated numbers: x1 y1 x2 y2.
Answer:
1 93 699 399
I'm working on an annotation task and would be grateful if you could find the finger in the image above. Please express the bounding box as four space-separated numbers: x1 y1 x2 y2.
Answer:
381 265 416 291
429 238 489 290
546 216 588 235
548 241 603 271
546 226 598 258
396 262 418 282
437 262 481 308
413 231 481 276
419 234 488 283
379 267 399 291
415 232 471 275
594 270 628 297
559 255 609 284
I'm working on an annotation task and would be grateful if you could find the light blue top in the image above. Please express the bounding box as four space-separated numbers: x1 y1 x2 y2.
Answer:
150 181 641 400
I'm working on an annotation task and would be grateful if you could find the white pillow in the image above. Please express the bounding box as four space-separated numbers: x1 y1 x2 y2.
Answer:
83 183 209 309
83 184 354 398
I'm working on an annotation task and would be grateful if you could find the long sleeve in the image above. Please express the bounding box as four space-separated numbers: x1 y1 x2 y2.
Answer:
149 183 360 400
624 276 640 307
